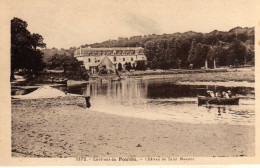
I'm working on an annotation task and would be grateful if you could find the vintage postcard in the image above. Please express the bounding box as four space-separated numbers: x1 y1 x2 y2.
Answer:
0 0 259 166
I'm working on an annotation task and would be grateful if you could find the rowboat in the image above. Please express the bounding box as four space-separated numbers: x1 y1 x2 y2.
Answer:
198 96 239 105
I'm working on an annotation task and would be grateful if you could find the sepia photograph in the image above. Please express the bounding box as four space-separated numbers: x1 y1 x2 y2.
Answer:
0 0 259 166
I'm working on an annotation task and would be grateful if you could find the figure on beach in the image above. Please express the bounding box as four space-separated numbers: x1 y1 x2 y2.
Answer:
85 96 91 108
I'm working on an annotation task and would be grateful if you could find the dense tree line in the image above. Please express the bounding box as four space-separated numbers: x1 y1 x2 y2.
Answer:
82 27 254 69
42 47 76 63
49 54 89 80
42 27 254 71
11 18 88 81
11 17 46 80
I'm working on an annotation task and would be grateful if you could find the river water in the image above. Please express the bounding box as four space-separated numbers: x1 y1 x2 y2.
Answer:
12 78 255 126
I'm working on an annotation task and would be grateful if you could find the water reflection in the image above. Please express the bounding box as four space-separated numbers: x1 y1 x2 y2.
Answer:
12 78 255 126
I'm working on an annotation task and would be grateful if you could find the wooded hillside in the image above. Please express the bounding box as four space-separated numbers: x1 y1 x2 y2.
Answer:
43 27 254 69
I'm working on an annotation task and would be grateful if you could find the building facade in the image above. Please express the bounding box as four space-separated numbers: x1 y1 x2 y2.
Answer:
74 47 147 71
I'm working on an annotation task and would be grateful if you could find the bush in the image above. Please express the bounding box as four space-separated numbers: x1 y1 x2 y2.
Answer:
135 60 147 71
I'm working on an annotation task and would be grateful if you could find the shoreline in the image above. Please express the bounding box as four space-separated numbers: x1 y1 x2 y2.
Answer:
178 81 254 88
12 97 255 157
123 69 255 83
12 69 255 89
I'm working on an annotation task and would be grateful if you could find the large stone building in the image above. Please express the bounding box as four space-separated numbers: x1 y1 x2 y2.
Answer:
74 47 146 73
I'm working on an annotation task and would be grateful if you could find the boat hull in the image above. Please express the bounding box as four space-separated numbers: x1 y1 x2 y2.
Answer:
198 96 239 105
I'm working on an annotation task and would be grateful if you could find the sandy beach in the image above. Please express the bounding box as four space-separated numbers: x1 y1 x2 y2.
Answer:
11 96 254 158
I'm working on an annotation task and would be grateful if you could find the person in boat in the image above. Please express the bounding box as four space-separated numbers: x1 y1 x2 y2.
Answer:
206 90 211 97
227 90 232 98
215 91 221 98
210 91 215 98
222 91 229 98
221 91 226 98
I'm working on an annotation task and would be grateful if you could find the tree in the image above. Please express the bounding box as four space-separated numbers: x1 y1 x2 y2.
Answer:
50 54 79 73
176 39 190 68
207 45 228 67
31 33 46 51
11 18 31 80
135 60 147 71
188 39 197 66
228 39 247 65
125 62 131 71
245 47 254 65
132 63 136 69
49 54 88 79
11 17 46 80
150 58 158 70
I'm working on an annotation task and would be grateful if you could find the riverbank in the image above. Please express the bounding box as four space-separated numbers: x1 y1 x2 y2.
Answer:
12 68 254 89
178 81 254 88
12 96 254 157
123 69 255 83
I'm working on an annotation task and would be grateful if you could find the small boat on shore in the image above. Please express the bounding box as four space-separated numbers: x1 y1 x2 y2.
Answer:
50 78 68 85
198 96 239 105
101 79 109 83
133 76 143 79
111 76 122 81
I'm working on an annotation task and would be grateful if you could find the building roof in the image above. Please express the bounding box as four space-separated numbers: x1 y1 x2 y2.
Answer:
97 56 114 67
87 56 105 67
88 56 114 67
81 47 144 51
75 47 145 57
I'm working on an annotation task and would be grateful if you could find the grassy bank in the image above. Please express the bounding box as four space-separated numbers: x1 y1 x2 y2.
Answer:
176 71 254 82
122 69 255 82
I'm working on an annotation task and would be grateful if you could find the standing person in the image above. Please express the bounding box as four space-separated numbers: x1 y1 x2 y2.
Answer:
85 84 91 108
85 96 91 108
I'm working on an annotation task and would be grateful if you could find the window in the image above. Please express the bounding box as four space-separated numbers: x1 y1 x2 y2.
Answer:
114 56 117 62
88 58 91 62
131 57 133 61
123 58 125 61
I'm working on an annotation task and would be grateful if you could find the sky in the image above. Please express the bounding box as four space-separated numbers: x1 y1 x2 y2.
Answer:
6 0 258 49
